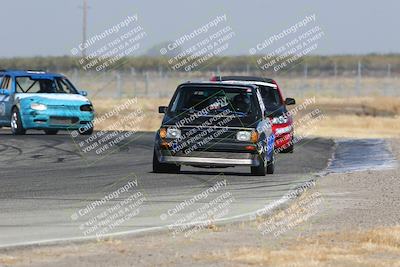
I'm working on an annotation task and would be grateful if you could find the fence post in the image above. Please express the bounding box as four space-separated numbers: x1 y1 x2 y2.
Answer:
304 64 308 79
145 72 149 97
131 68 136 97
334 62 337 79
385 63 392 96
74 68 79 87
116 72 122 98
356 61 361 96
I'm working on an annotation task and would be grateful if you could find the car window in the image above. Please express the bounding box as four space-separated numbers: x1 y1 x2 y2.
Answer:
170 86 257 116
258 85 282 106
0 76 11 91
15 76 78 94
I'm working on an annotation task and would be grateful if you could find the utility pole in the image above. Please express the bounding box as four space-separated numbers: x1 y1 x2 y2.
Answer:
82 0 88 58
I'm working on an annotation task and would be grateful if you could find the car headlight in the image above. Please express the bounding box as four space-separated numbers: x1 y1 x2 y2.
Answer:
80 104 93 112
236 131 251 141
31 103 47 111
272 115 289 124
166 128 181 139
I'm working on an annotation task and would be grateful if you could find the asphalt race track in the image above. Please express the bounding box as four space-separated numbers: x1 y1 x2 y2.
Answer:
0 129 335 248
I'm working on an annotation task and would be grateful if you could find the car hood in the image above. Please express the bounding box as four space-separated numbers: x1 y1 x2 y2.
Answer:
15 93 90 105
162 112 260 128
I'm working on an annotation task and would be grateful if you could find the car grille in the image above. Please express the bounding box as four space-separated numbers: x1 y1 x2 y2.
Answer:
173 151 252 159
47 105 80 111
50 116 79 125
180 126 237 140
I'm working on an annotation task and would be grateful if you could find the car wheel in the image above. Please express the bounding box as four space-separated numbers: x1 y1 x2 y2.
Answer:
251 151 267 176
10 108 26 135
281 143 294 153
79 127 94 135
266 152 275 174
44 129 58 135
152 149 180 173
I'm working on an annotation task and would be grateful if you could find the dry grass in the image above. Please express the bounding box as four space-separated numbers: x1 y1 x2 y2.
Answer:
91 96 400 138
203 226 400 267
91 97 169 131
295 96 400 138
0 254 18 265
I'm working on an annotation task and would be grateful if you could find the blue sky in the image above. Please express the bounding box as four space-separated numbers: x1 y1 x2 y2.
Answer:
1 0 399 57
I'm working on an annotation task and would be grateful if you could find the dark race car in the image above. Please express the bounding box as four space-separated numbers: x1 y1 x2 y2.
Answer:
153 81 275 176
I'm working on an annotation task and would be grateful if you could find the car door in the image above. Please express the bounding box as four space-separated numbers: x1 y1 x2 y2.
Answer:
0 75 14 125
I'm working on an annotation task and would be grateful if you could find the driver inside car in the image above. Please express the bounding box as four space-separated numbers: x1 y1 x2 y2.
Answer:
38 80 55 93
233 93 251 113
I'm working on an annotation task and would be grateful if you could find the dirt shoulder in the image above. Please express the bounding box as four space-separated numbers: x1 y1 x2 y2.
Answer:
1 139 399 267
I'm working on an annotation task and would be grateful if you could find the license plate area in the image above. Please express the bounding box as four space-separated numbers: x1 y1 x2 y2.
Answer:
50 117 79 125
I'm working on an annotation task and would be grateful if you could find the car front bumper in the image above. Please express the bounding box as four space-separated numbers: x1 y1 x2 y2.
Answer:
156 149 261 167
21 110 94 130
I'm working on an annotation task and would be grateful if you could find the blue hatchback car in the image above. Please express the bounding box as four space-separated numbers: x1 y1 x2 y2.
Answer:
0 70 94 135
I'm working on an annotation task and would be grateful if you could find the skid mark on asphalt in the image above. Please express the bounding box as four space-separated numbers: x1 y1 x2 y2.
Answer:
327 139 397 173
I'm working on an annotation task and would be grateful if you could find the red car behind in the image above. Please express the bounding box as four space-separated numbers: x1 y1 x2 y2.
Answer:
210 76 296 153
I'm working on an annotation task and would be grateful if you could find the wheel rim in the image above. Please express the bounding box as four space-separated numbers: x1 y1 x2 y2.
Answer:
11 112 18 131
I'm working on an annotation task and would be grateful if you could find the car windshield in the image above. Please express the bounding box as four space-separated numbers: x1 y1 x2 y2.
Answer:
258 85 282 107
15 76 79 94
170 86 257 116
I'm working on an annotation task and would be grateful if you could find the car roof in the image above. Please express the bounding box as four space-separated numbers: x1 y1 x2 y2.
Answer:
179 81 258 90
212 76 275 83
0 69 64 78
215 80 278 89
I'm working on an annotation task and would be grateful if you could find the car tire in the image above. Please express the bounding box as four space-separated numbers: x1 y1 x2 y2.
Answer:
152 149 180 173
266 152 275 174
10 108 26 135
251 151 267 176
79 127 94 135
44 129 59 135
281 143 294 153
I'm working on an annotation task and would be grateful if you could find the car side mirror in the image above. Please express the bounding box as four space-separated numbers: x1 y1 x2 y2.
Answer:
285 97 296 105
0 89 9 96
79 90 88 96
158 106 168 114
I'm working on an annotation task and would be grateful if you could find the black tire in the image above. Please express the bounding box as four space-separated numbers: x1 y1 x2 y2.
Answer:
251 152 267 176
281 143 294 153
10 108 26 135
266 152 275 174
79 127 94 135
44 129 58 135
152 149 180 173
